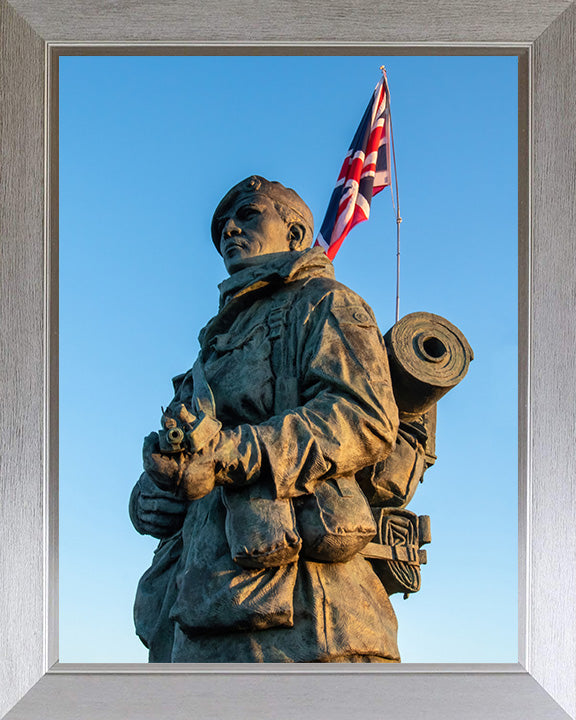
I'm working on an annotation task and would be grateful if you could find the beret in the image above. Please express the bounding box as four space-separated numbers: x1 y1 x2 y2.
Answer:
211 175 314 253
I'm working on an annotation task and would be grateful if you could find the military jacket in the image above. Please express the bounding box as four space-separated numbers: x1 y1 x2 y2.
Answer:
134 247 403 662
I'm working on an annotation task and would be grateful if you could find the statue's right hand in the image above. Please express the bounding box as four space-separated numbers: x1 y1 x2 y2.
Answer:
131 472 188 538
143 431 218 501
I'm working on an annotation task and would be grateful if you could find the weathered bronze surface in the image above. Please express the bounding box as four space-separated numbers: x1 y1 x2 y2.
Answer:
130 175 472 663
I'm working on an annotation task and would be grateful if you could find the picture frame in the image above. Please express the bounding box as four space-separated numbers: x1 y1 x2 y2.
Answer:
1 1 575 718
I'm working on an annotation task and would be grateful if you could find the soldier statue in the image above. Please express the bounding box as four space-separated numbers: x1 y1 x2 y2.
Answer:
129 175 468 663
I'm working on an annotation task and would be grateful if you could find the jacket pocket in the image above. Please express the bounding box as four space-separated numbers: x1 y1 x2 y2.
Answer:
134 531 183 660
204 324 274 425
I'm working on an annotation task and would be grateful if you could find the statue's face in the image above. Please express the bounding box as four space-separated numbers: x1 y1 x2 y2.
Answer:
218 194 291 274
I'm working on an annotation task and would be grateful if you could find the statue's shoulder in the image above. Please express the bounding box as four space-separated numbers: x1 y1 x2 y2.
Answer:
290 274 373 313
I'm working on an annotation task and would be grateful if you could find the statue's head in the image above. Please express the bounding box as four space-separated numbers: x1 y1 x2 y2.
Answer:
211 175 314 274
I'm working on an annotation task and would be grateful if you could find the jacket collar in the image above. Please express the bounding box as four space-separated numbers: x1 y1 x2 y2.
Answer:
217 247 334 310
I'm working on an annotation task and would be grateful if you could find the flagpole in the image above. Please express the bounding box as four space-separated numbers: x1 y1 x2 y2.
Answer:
381 66 402 323
392 115 401 324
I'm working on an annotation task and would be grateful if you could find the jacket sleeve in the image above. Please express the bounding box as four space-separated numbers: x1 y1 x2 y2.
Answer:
211 287 399 499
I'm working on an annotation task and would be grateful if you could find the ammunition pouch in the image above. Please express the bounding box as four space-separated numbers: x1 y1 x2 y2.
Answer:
223 476 376 569
223 484 302 569
295 476 376 563
356 423 429 509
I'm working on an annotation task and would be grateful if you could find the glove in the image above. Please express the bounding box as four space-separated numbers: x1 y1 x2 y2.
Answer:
129 472 188 538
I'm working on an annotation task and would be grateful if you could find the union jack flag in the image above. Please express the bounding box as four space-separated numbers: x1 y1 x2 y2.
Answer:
315 72 392 260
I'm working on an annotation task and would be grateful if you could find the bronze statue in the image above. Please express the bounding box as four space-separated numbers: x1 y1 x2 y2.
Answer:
129 175 472 663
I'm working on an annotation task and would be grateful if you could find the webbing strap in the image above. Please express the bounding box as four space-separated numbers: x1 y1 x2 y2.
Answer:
359 542 427 566
267 294 298 414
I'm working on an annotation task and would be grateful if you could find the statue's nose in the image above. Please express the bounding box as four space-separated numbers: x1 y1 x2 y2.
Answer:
223 218 241 239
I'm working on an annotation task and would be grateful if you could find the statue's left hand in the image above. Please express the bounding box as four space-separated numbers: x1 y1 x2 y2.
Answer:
130 472 189 538
142 431 216 500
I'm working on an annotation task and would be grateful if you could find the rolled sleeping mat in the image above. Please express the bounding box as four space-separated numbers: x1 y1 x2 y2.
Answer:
384 311 473 418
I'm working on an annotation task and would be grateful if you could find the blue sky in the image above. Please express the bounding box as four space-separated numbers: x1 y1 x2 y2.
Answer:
59 54 518 663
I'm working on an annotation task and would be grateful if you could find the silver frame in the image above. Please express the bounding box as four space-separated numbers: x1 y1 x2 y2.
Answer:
1 2 575 718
